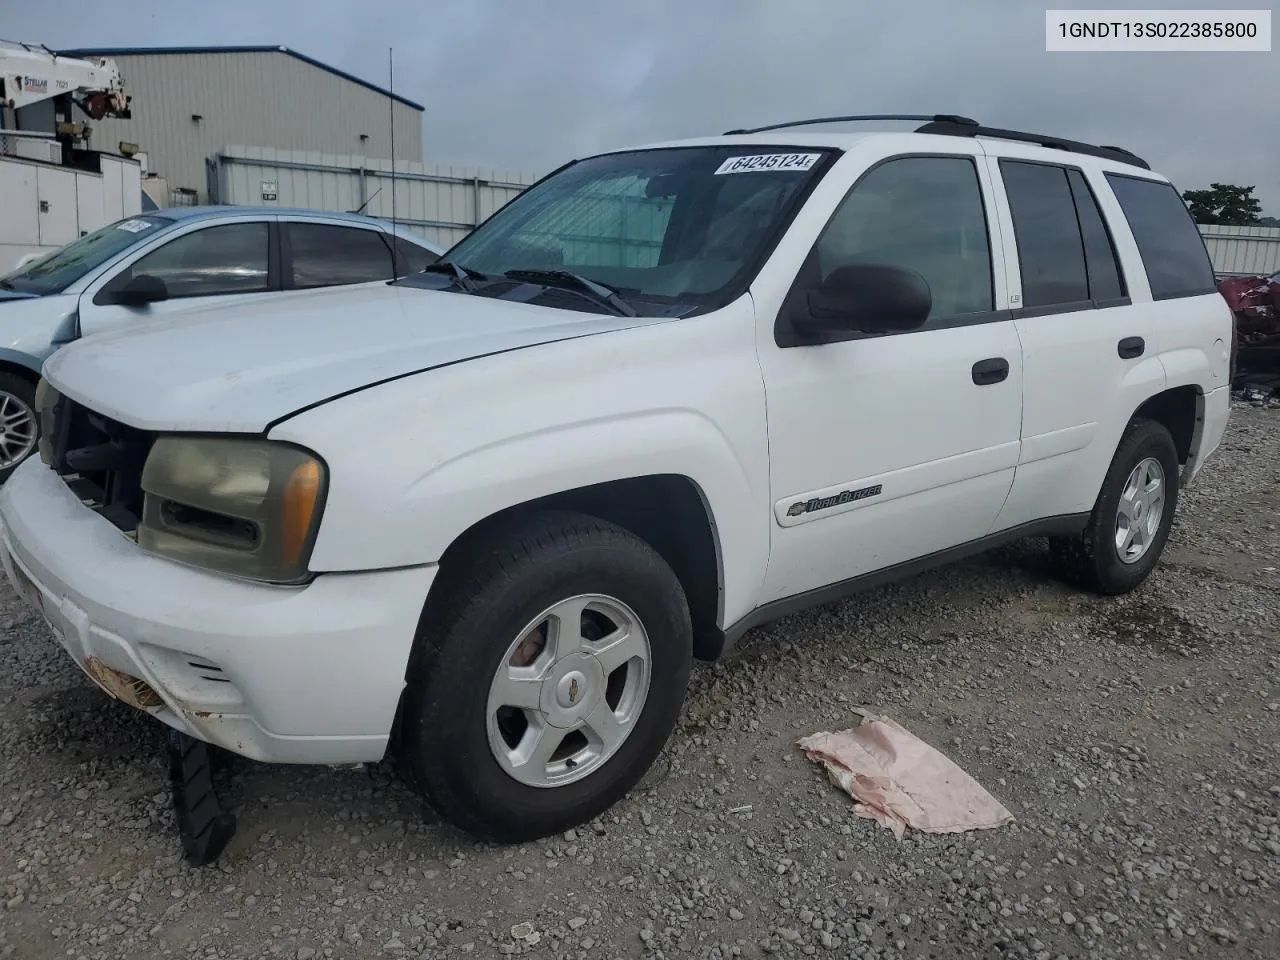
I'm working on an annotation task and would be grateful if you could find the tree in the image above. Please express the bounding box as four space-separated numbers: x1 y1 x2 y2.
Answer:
1182 183 1263 225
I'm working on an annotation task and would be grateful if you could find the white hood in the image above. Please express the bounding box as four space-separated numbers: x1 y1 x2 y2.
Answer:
44 284 667 433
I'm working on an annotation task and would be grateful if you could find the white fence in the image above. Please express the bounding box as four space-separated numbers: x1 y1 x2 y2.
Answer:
1199 223 1280 277
207 146 541 249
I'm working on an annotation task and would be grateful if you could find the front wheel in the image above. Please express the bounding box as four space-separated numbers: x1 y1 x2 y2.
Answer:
1049 417 1180 595
396 510 693 842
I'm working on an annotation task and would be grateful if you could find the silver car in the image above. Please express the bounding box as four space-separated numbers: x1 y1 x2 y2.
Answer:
0 206 442 479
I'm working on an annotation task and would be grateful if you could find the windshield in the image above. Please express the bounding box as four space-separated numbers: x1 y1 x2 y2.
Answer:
0 215 171 295
404 145 836 315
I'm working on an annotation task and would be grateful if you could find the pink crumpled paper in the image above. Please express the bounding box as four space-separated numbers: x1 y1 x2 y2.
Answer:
797 713 1014 840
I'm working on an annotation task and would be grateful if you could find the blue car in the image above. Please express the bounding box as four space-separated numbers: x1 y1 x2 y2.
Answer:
0 206 442 479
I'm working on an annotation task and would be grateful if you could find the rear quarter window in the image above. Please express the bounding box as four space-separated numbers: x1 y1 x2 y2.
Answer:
1103 174 1217 301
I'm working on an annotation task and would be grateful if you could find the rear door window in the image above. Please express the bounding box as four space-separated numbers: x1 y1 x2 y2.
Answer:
287 223 396 288
1104 174 1218 300
999 161 1089 309
1066 170 1126 302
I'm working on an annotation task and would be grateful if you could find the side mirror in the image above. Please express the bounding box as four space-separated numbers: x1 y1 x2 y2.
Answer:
111 273 169 307
799 263 931 336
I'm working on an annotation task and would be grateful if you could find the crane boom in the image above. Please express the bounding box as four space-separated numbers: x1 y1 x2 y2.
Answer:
0 39 130 120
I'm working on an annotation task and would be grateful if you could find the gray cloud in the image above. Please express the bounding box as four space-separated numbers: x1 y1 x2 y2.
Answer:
8 0 1278 209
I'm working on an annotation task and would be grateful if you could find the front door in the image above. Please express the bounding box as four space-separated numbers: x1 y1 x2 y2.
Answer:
78 218 279 338
755 151 1025 603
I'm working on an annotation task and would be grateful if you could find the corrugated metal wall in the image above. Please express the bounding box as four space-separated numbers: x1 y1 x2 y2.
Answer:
82 51 422 203
1199 224 1280 277
211 146 539 248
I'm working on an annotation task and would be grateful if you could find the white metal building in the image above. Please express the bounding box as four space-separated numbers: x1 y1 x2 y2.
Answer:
1198 223 1280 277
57 45 424 205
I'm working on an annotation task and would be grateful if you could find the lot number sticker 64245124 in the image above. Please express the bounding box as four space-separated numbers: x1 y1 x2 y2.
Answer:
714 153 822 175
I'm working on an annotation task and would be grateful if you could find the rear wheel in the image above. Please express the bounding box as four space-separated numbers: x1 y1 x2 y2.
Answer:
1049 417 1180 595
397 510 692 842
0 373 38 483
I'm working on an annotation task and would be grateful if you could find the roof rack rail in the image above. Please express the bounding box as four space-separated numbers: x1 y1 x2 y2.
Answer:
914 118 1150 170
721 113 1150 171
722 114 978 136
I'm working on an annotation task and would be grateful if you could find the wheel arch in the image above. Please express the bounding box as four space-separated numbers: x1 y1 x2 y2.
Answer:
428 474 727 662
0 352 43 382
1130 384 1202 466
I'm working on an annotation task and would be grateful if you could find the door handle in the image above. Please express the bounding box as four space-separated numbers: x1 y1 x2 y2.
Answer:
1118 336 1145 359
971 357 1010 386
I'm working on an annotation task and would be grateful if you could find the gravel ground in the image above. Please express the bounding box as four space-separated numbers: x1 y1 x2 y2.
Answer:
1 406 1277 960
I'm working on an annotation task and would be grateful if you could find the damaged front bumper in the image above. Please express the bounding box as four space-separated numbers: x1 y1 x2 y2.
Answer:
0 457 435 765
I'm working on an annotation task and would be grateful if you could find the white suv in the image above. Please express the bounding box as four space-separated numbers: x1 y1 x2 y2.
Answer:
0 115 1233 843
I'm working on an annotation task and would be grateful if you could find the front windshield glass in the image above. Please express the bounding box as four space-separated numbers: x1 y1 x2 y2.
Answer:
420 145 835 314
0 215 170 295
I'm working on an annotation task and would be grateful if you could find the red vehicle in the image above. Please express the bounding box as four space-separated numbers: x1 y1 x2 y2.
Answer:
1217 269 1280 376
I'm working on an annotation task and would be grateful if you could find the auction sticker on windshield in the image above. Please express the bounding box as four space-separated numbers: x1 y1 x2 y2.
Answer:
116 219 154 233
714 153 822 174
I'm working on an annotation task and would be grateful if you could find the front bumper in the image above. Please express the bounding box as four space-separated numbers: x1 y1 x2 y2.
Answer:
0 458 436 764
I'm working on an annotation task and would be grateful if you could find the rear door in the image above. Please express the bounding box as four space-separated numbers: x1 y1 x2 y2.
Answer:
1102 173 1232 394
986 154 1168 530
78 216 279 338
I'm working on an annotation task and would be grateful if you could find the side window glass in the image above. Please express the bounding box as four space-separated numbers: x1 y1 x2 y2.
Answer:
287 224 395 288
813 156 994 321
1067 169 1126 301
392 235 440 275
124 222 270 298
1103 174 1218 300
999 161 1089 308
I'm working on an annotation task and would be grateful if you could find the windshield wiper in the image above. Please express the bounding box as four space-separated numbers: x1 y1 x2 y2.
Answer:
419 260 488 292
504 269 637 317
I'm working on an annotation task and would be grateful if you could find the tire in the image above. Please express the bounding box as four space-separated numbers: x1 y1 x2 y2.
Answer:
1049 417 1180 595
0 372 38 484
396 510 693 843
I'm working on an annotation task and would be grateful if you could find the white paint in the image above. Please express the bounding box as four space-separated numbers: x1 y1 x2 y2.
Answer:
1 127 1233 765
0 462 435 763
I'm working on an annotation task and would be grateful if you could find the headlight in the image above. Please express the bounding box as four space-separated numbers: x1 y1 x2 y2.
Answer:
138 436 327 584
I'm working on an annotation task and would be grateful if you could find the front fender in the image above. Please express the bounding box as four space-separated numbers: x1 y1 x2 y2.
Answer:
272 308 771 628
0 294 78 374
312 410 760 628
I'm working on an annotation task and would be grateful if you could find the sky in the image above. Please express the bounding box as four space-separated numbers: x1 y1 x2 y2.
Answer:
9 0 1280 212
